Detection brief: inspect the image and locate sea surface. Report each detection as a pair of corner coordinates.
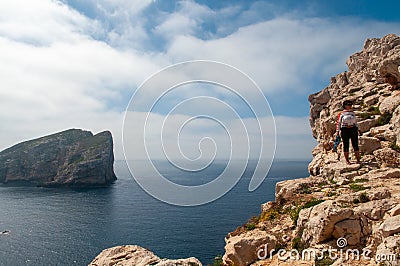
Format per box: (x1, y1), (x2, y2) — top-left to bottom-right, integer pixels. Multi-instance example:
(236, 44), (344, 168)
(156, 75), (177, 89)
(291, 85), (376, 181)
(0, 160), (309, 266)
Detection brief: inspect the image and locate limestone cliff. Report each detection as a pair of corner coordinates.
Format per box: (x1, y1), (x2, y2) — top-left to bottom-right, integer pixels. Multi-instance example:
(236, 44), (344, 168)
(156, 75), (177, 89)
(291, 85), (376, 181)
(222, 34), (400, 266)
(0, 129), (117, 187)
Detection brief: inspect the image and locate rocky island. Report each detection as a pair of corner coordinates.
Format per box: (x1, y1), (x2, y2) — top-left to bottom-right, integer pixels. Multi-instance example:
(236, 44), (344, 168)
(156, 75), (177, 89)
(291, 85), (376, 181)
(0, 129), (117, 187)
(89, 34), (399, 265)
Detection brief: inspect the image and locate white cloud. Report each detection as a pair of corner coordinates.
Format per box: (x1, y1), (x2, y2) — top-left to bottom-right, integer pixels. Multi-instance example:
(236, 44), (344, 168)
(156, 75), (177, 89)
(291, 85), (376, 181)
(0, 0), (398, 162)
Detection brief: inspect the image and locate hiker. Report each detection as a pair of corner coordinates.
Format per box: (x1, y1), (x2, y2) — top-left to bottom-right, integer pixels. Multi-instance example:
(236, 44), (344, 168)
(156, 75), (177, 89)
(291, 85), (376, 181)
(335, 100), (362, 165)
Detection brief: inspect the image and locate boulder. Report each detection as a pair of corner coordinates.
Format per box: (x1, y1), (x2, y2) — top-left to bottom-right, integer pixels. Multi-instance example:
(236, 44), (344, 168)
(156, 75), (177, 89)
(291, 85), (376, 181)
(358, 118), (378, 133)
(223, 229), (276, 266)
(379, 91), (400, 114)
(359, 136), (382, 154)
(374, 148), (400, 167)
(354, 199), (397, 220)
(332, 219), (362, 246)
(297, 200), (353, 245)
(378, 215), (400, 238)
(89, 245), (202, 266)
(376, 236), (400, 266)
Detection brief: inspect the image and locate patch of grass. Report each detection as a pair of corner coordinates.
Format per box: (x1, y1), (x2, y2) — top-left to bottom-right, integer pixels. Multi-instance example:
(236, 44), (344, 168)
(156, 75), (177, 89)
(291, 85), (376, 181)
(367, 106), (381, 115)
(353, 178), (369, 183)
(288, 199), (325, 225)
(353, 192), (370, 204)
(315, 253), (336, 266)
(360, 112), (372, 119)
(259, 209), (280, 222)
(328, 177), (337, 185)
(288, 207), (301, 225)
(303, 199), (325, 209)
(326, 191), (337, 197)
(377, 112), (392, 126)
(245, 223), (256, 231)
(390, 141), (400, 152)
(208, 255), (223, 266)
(292, 237), (306, 252)
(349, 183), (370, 191)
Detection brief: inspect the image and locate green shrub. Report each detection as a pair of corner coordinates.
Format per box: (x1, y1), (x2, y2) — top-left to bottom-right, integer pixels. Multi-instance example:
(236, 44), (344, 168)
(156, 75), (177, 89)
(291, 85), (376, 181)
(353, 198), (360, 204)
(288, 207), (301, 225)
(377, 112), (392, 126)
(259, 209), (280, 222)
(360, 112), (372, 119)
(292, 237), (305, 252)
(245, 223), (256, 231)
(359, 192), (370, 203)
(349, 183), (370, 191)
(303, 199), (325, 209)
(390, 141), (400, 152)
(315, 253), (336, 266)
(326, 191), (337, 197)
(288, 199), (324, 225)
(353, 178), (369, 183)
(367, 106), (380, 115)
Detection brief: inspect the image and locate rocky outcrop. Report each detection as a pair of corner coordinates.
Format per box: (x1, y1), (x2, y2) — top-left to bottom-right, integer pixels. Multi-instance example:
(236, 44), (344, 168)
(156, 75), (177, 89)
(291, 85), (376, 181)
(220, 34), (400, 266)
(89, 245), (202, 266)
(0, 129), (117, 187)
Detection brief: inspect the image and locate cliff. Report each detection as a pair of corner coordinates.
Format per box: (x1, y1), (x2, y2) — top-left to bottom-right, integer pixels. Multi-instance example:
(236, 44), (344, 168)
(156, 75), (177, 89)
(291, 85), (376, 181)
(0, 129), (117, 187)
(221, 34), (400, 266)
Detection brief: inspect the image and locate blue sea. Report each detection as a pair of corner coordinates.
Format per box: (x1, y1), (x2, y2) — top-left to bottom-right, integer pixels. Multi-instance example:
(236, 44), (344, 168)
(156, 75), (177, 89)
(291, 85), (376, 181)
(0, 160), (309, 266)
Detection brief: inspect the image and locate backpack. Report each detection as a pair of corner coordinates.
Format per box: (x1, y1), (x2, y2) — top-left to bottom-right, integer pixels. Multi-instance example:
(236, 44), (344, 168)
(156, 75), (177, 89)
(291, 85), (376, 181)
(341, 111), (357, 127)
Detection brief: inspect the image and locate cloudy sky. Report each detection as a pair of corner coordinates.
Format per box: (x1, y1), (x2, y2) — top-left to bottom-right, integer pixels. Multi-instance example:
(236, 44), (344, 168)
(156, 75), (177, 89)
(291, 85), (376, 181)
(0, 0), (399, 160)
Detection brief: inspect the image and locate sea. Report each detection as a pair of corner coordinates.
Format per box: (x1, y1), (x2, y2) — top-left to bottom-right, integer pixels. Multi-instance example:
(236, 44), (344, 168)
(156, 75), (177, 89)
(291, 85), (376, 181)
(0, 160), (309, 266)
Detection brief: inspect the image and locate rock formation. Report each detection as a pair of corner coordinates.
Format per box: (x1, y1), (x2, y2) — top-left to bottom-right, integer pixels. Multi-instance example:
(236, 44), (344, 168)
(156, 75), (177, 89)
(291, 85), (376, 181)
(89, 245), (202, 266)
(0, 129), (117, 187)
(221, 34), (400, 265)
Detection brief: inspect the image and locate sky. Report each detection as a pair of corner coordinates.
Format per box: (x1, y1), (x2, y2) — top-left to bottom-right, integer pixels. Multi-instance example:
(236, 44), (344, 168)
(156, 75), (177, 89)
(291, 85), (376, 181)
(0, 0), (399, 160)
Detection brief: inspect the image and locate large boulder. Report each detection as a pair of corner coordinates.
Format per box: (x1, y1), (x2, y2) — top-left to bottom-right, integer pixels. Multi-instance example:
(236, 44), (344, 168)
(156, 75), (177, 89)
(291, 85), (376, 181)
(359, 136), (382, 154)
(374, 148), (400, 167)
(296, 200), (353, 245)
(0, 129), (117, 187)
(223, 229), (276, 266)
(379, 91), (400, 114)
(378, 215), (400, 238)
(89, 245), (202, 266)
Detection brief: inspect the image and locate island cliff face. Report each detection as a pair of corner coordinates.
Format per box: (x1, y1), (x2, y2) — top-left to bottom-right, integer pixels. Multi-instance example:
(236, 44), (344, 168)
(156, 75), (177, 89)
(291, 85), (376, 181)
(0, 129), (117, 187)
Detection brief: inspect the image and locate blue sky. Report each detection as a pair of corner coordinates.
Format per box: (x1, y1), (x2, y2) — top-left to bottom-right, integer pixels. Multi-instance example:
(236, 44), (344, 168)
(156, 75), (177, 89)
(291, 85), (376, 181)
(0, 0), (399, 160)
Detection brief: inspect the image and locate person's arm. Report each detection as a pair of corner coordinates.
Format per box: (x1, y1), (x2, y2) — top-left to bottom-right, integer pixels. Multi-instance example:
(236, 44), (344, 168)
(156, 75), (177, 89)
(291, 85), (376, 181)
(335, 112), (342, 136)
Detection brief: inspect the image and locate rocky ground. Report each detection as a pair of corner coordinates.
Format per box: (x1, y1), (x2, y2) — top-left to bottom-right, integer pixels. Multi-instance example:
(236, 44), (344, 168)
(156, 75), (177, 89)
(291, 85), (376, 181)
(222, 34), (400, 266)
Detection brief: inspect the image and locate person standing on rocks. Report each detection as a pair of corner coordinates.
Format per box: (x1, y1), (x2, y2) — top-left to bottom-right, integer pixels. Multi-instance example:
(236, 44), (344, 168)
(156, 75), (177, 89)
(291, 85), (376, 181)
(335, 100), (362, 164)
